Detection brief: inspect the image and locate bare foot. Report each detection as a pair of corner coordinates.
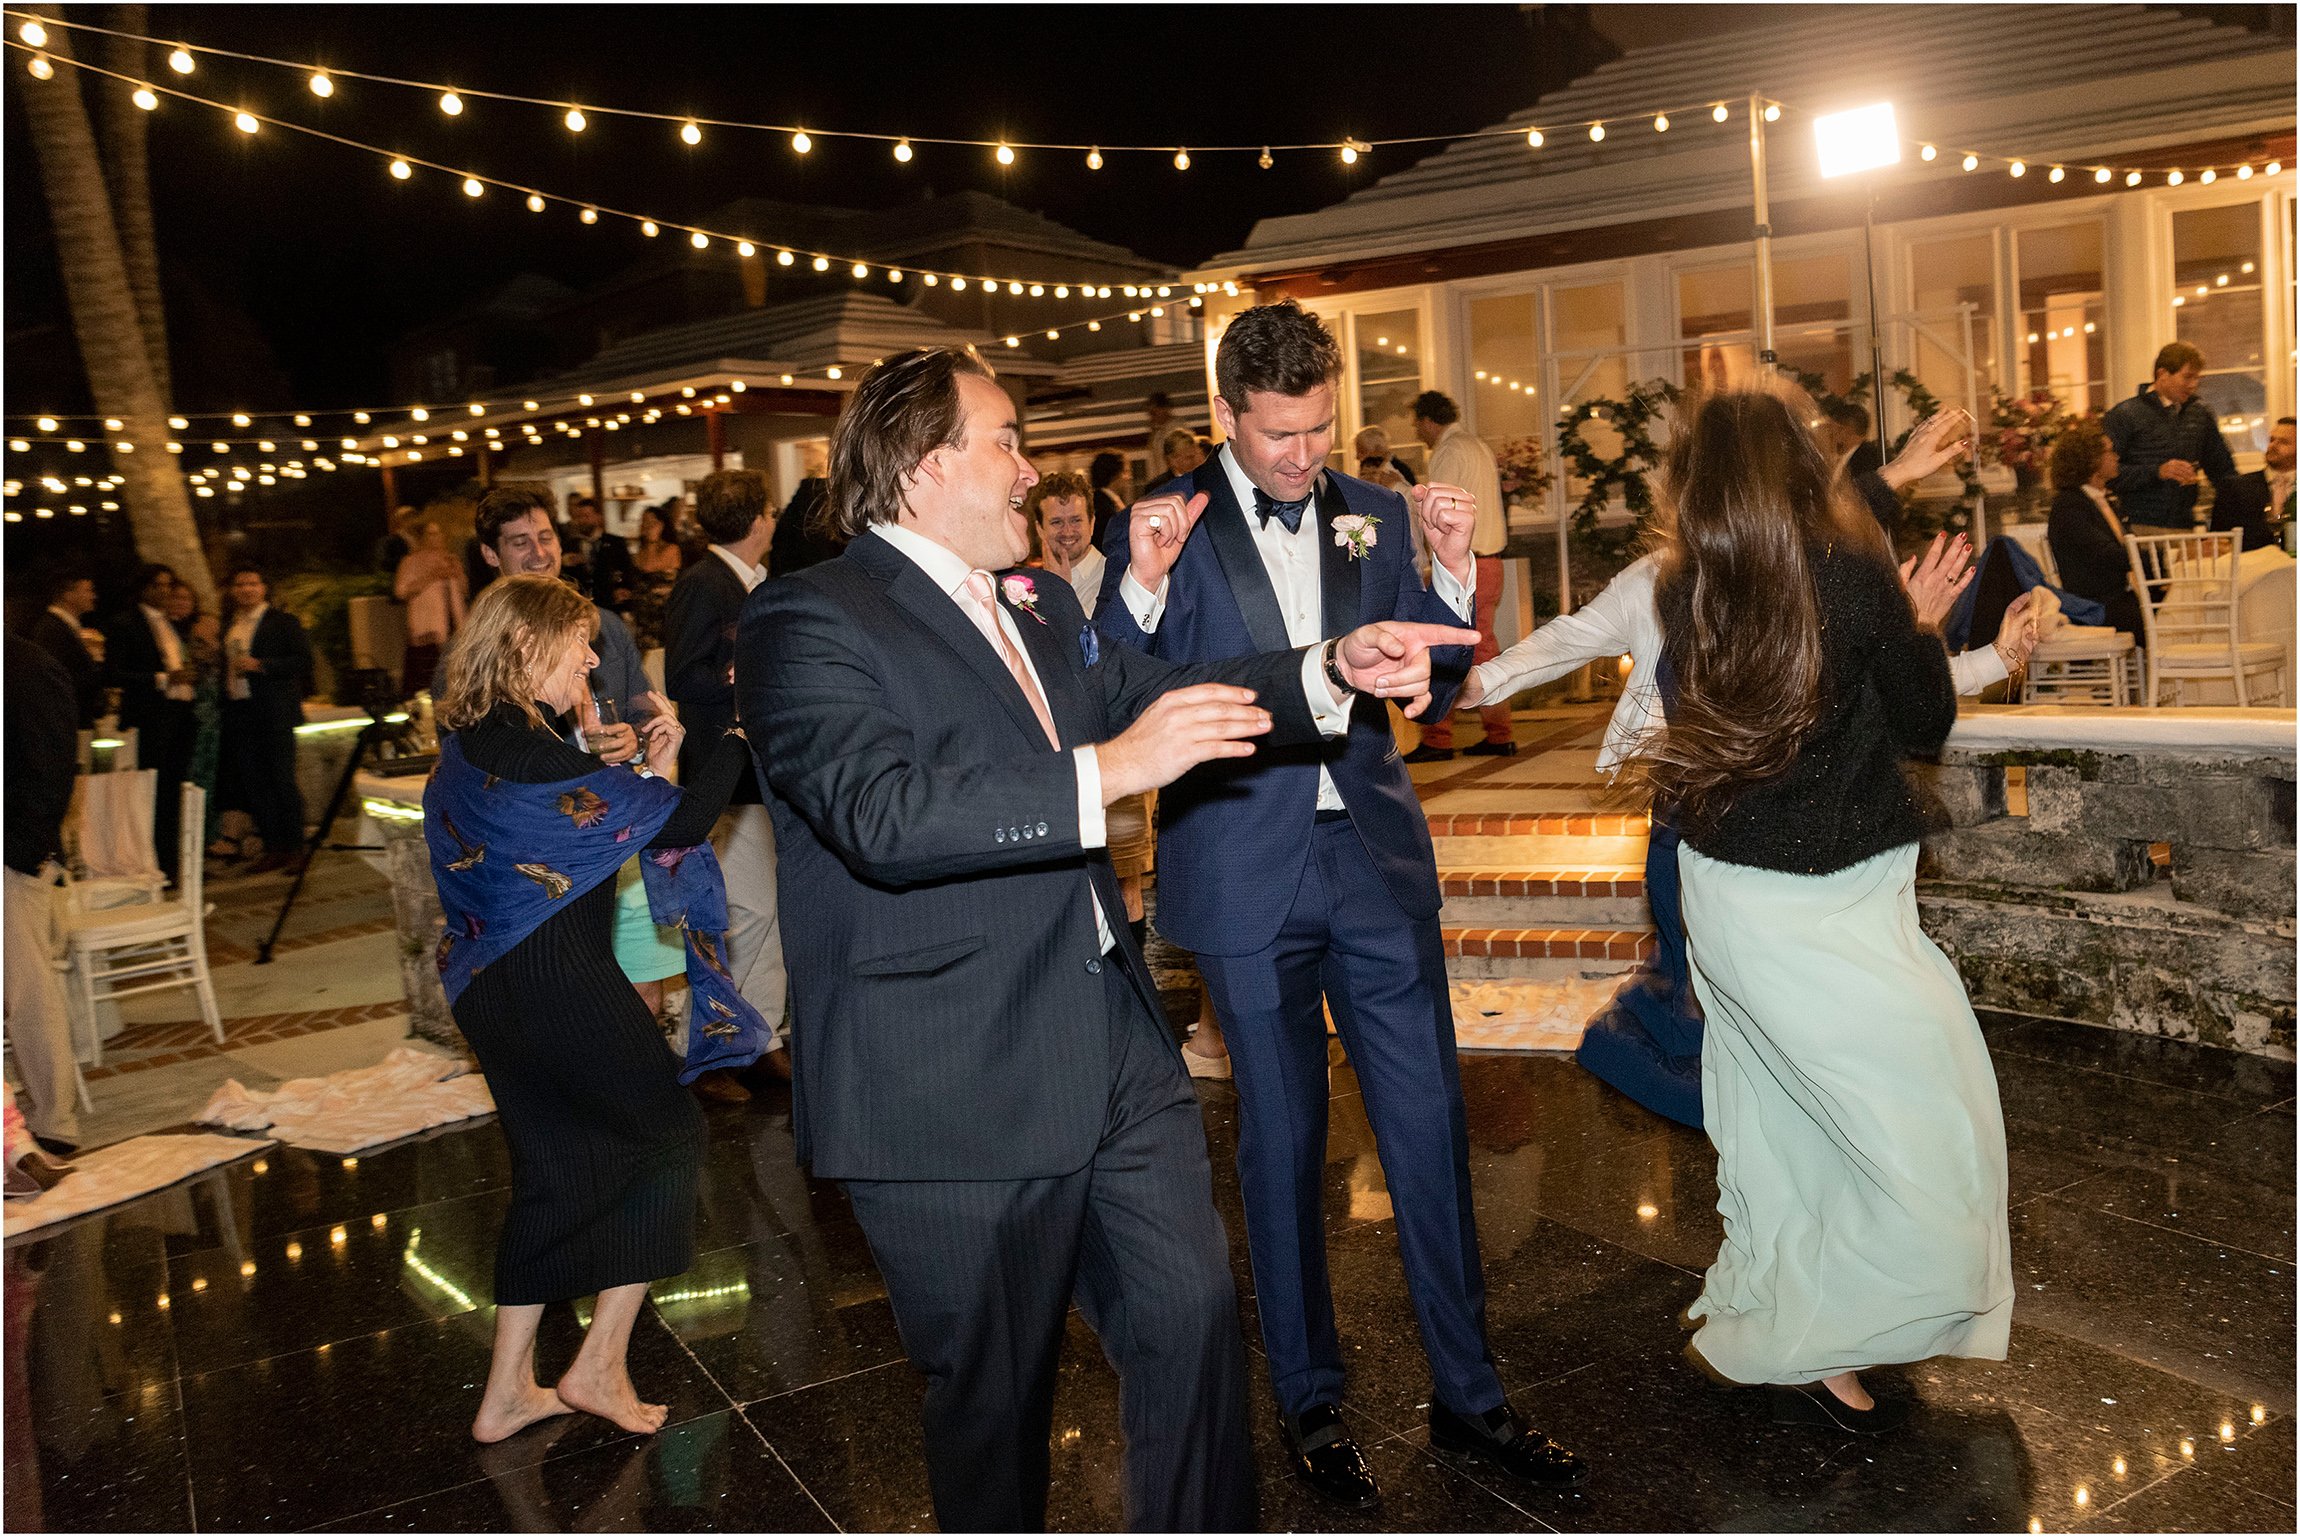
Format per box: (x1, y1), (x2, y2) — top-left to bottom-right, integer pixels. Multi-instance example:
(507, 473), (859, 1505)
(471, 1384), (572, 1444)
(555, 1365), (669, 1436)
(1820, 1371), (1875, 1411)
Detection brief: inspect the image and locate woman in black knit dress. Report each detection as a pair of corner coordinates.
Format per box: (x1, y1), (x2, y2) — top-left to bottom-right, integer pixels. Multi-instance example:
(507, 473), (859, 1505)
(429, 575), (751, 1443)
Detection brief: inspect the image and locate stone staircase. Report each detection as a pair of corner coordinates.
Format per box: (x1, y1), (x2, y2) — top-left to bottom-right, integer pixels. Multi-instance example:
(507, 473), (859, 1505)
(1410, 706), (1656, 986)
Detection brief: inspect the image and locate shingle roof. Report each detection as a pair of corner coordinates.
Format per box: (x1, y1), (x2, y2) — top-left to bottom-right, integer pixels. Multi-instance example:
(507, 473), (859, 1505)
(1210, 4), (2292, 273)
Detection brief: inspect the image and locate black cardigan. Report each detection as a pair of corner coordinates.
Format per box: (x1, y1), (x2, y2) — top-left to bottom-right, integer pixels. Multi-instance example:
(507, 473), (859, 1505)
(1661, 543), (1957, 874)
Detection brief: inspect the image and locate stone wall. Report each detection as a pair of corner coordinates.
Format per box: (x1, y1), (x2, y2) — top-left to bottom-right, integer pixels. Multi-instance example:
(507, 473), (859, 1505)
(1913, 734), (2295, 1057)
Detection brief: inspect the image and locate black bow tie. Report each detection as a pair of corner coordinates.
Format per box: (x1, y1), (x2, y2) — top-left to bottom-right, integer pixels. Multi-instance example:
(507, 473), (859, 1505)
(1252, 488), (1312, 534)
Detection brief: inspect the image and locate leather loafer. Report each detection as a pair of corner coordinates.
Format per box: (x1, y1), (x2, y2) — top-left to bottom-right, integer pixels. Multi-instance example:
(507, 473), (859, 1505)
(1429, 1401), (1589, 1489)
(1401, 744), (1456, 764)
(1767, 1380), (1910, 1436)
(1280, 1404), (1379, 1509)
(1462, 739), (1518, 757)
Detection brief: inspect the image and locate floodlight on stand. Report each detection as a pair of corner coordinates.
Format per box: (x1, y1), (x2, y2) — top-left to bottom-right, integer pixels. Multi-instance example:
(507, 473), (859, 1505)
(1814, 103), (1900, 179)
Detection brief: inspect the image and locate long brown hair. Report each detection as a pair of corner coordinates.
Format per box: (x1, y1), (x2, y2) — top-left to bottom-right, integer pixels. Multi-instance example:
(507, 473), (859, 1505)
(822, 346), (995, 540)
(435, 575), (595, 732)
(1626, 384), (1890, 830)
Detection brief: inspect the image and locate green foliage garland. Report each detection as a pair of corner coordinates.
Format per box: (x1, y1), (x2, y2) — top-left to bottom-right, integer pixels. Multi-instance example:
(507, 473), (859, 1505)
(1554, 378), (1679, 561)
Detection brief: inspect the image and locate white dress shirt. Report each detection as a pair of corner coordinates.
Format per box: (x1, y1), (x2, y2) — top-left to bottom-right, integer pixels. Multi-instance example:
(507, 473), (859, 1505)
(1427, 422), (1508, 558)
(873, 522), (1118, 952)
(709, 543), (766, 593)
(1472, 553), (2007, 776)
(1060, 545), (1107, 619)
(225, 602), (265, 702)
(143, 603), (194, 702)
(1122, 445), (1471, 810)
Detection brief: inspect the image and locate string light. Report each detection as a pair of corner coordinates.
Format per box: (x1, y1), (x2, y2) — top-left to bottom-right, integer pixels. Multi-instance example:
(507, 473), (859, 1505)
(1339, 143), (1357, 165)
(1762, 102), (1780, 122)
(2200, 168), (2216, 184)
(690, 230), (708, 249)
(461, 175), (483, 196)
(308, 70), (332, 97)
(995, 142), (1015, 166)
(1589, 122), (1605, 142)
(525, 192), (544, 212)
(1961, 152), (1979, 171)
(579, 206), (598, 223)
(234, 110), (258, 133)
(852, 261), (868, 278)
(2095, 167), (2113, 183)
(1920, 144), (1937, 161)
(563, 106), (585, 132)
(1653, 113), (1669, 133)
(790, 130), (810, 154)
(437, 89), (462, 115)
(2125, 170), (2141, 186)
(2238, 164), (2254, 179)
(1711, 103), (1729, 123)
(680, 119), (701, 146)
(893, 138), (912, 162)
(640, 219), (658, 236)
(166, 45), (192, 74)
(2048, 165), (2064, 182)
(1086, 146), (1103, 170)
(1174, 148), (1190, 169)
(1526, 128), (1544, 149)
(736, 239), (754, 257)
(25, 52), (50, 78)
(2008, 159), (2025, 177)
(2269, 160), (2284, 176)
(776, 248), (794, 265)
(132, 82), (156, 109)
(17, 19), (45, 45)
(389, 157), (411, 178)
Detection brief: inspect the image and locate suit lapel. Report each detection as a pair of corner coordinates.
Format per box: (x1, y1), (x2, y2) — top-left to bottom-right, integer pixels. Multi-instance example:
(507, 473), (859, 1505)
(1005, 580), (1095, 748)
(1198, 451), (1293, 654)
(1314, 474), (1363, 639)
(852, 536), (1056, 752)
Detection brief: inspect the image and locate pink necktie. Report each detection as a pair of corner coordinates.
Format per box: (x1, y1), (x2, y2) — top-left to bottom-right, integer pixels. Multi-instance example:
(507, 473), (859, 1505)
(963, 572), (1061, 750)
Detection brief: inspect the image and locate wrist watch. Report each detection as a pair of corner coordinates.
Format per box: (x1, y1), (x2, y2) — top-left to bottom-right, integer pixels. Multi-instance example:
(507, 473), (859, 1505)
(1322, 638), (1354, 697)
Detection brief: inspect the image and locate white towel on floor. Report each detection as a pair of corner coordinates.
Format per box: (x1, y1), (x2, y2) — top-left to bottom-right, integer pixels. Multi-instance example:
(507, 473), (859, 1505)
(198, 1045), (496, 1154)
(1450, 976), (1620, 1053)
(4, 1132), (270, 1238)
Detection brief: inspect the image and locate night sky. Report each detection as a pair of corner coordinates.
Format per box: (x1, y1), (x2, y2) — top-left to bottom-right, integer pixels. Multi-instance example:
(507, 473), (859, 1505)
(6, 4), (1630, 416)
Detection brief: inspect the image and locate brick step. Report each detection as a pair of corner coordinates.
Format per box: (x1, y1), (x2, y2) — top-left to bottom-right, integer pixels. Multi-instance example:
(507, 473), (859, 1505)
(1438, 867), (1650, 928)
(1427, 811), (1651, 838)
(1441, 925), (1654, 981)
(1431, 832), (1650, 870)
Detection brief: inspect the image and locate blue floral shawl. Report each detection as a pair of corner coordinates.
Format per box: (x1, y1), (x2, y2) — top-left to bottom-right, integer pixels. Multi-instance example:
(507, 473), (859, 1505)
(422, 731), (770, 1083)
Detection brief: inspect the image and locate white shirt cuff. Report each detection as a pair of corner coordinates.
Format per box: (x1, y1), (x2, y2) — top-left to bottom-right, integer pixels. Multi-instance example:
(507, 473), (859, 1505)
(1301, 644), (1352, 735)
(1120, 571), (1167, 633)
(1074, 746), (1107, 848)
(1430, 556), (1476, 619)
(1950, 644), (2008, 696)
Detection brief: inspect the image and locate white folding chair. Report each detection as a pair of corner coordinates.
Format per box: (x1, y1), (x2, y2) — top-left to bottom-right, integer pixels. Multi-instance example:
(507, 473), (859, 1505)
(2022, 628), (2137, 706)
(2126, 531), (2290, 706)
(63, 782), (223, 1068)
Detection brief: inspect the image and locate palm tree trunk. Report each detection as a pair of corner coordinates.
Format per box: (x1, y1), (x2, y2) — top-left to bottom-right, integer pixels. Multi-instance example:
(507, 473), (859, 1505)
(19, 4), (209, 605)
(101, 4), (171, 404)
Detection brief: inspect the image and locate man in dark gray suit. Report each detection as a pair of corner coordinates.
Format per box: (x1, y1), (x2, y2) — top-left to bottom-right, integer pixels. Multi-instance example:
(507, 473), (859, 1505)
(734, 346), (1468, 1533)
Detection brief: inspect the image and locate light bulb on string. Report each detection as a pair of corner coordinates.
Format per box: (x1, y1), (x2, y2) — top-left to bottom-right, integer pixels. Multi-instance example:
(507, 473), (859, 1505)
(736, 239), (755, 257)
(1711, 102), (1729, 123)
(26, 55), (53, 80)
(1526, 128), (1544, 148)
(526, 193), (545, 212)
(1920, 144), (1937, 161)
(2048, 166), (2065, 182)
(995, 143), (1015, 166)
(389, 158), (411, 179)
(2166, 169), (2184, 185)
(1762, 102), (1780, 122)
(438, 90), (462, 116)
(790, 130), (811, 154)
(579, 206), (598, 223)
(232, 413), (252, 427)
(563, 107), (586, 132)
(2095, 167), (2112, 183)
(1589, 122), (1605, 142)
(853, 262), (869, 278)
(1086, 146), (1104, 170)
(461, 176), (483, 197)
(950, 277), (966, 291)
(1961, 153), (1978, 171)
(18, 20), (46, 45)
(889, 269), (903, 282)
(1653, 113), (1669, 132)
(922, 272), (938, 286)
(132, 83), (157, 109)
(812, 255), (830, 272)
(776, 249), (794, 265)
(640, 220), (659, 237)
(2200, 168), (2216, 183)
(2125, 170), (2141, 186)
(1340, 143), (1358, 165)
(309, 71), (333, 97)
(235, 111), (259, 134)
(2269, 161), (2283, 176)
(2238, 164), (2254, 179)
(2009, 160), (2025, 177)
(1174, 149), (1191, 169)
(894, 139), (913, 162)
(1259, 146), (1273, 169)
(1029, 283), (1045, 296)
(680, 120), (701, 146)
(167, 47), (194, 74)
(690, 231), (709, 249)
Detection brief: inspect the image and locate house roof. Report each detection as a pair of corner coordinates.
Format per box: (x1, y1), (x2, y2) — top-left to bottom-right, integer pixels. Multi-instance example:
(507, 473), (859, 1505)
(580, 291), (1002, 378)
(1206, 4), (2294, 275)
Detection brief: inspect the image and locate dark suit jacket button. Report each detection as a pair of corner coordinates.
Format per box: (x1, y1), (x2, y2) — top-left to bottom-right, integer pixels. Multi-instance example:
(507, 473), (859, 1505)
(1085, 958), (1102, 975)
(1036, 821), (1049, 836)
(995, 828), (1006, 843)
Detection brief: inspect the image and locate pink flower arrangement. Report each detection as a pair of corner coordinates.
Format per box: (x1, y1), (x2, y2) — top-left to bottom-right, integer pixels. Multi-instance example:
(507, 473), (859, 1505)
(1496, 436), (1553, 505)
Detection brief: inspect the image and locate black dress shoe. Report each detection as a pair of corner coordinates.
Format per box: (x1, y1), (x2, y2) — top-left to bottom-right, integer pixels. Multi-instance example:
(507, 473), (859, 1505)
(1280, 1404), (1379, 1509)
(1429, 1401), (1589, 1489)
(1402, 744), (1456, 764)
(1462, 739), (1519, 757)
(33, 1134), (77, 1159)
(1767, 1381), (1910, 1436)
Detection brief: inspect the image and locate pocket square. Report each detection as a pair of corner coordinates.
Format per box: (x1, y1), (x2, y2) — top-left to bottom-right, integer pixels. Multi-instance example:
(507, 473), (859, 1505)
(1079, 623), (1100, 667)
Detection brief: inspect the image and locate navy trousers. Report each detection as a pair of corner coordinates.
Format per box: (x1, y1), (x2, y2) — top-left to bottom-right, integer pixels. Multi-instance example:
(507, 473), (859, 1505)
(1196, 816), (1505, 1422)
(1573, 817), (1705, 1129)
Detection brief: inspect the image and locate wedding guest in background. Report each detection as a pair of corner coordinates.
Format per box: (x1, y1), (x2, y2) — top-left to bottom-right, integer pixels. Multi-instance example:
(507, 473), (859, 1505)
(1027, 470), (1103, 612)
(1159, 426), (1207, 485)
(665, 469), (788, 1089)
(2047, 418), (2146, 640)
(396, 521), (469, 698)
(1821, 398), (1885, 481)
(562, 494), (635, 610)
(2102, 341), (2240, 529)
(1630, 386), (2011, 1435)
(1143, 390), (1177, 485)
(1351, 423), (1417, 488)
(30, 566), (103, 729)
(1089, 449), (1129, 547)
(621, 502), (687, 652)
(164, 580), (227, 863)
(376, 505), (422, 573)
(105, 564), (198, 881)
(428, 575), (759, 1445)
(219, 565), (314, 876)
(768, 477), (846, 577)
(2210, 415), (2294, 553)
(1406, 390), (1514, 761)
(5, 635), (83, 1159)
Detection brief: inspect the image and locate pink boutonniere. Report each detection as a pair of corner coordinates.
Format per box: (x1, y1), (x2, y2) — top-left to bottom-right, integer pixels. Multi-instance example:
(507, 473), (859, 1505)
(1330, 513), (1379, 561)
(1002, 573), (1047, 623)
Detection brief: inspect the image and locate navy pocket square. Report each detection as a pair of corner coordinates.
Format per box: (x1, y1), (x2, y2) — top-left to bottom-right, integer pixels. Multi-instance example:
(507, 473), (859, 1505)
(1079, 623), (1100, 666)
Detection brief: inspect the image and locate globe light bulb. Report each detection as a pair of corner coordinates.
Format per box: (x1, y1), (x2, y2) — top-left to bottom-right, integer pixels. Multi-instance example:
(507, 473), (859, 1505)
(995, 143), (1015, 166)
(309, 71), (333, 97)
(1589, 122), (1606, 142)
(579, 206), (598, 223)
(439, 90), (462, 116)
(389, 158), (412, 179)
(1174, 149), (1191, 169)
(235, 111), (259, 134)
(462, 176), (483, 197)
(26, 55), (53, 80)
(893, 139), (913, 163)
(168, 47), (194, 74)
(1086, 147), (1103, 170)
(1920, 144), (1937, 161)
(132, 84), (158, 110)
(1526, 128), (1544, 148)
(2009, 160), (2025, 177)
(736, 240), (755, 257)
(791, 130), (811, 154)
(1653, 114), (1669, 132)
(681, 120), (701, 146)
(690, 231), (709, 249)
(1340, 144), (1358, 165)
(564, 107), (586, 132)
(526, 193), (545, 212)
(18, 20), (47, 45)
(641, 220), (659, 237)
(1712, 103), (1729, 123)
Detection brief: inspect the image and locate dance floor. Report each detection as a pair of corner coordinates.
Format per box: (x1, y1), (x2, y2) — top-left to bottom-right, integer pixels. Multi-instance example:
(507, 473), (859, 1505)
(4, 1007), (2291, 1532)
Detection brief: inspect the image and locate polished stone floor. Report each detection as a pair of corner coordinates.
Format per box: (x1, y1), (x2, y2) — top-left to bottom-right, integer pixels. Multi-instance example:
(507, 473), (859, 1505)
(4, 1011), (2292, 1533)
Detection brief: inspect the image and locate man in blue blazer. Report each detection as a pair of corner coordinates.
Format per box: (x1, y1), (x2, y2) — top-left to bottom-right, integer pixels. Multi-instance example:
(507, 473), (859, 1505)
(1095, 301), (1586, 1504)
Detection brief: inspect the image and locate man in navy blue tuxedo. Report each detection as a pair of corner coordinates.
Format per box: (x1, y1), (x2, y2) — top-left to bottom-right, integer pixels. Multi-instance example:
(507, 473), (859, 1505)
(1095, 302), (1586, 1504)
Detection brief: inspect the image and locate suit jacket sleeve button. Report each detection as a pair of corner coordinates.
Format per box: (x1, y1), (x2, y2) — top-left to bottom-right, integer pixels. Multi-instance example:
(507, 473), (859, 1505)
(1037, 821), (1049, 836)
(1085, 958), (1102, 975)
(995, 828), (1006, 843)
